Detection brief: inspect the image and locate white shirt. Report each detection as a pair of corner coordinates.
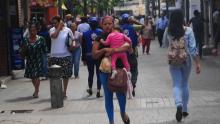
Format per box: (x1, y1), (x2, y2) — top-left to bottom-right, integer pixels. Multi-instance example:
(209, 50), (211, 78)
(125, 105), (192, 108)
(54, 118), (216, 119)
(77, 23), (91, 33)
(140, 18), (145, 25)
(49, 27), (74, 57)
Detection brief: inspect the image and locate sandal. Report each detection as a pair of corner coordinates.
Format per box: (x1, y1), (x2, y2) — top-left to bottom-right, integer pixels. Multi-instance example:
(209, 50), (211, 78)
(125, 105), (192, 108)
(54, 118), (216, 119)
(33, 92), (39, 98)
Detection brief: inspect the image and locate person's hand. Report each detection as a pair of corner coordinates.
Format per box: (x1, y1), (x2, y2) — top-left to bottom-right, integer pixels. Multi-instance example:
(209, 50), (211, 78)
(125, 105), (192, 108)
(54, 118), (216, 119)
(104, 48), (114, 57)
(100, 39), (105, 44)
(58, 21), (64, 30)
(195, 63), (201, 74)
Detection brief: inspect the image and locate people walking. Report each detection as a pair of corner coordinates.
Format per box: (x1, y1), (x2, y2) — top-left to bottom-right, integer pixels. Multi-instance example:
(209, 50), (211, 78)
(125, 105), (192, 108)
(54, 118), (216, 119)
(163, 10), (201, 122)
(69, 22), (82, 79)
(81, 17), (103, 98)
(64, 14), (73, 28)
(212, 10), (220, 56)
(77, 16), (90, 33)
(38, 17), (50, 80)
(21, 22), (47, 98)
(189, 10), (204, 58)
(156, 12), (168, 47)
(120, 13), (143, 97)
(140, 17), (154, 55)
(92, 16), (130, 124)
(100, 26), (132, 79)
(49, 16), (74, 99)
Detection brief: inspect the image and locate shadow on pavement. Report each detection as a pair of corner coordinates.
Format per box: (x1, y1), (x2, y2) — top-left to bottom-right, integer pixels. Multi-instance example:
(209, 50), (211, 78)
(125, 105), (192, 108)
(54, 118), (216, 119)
(69, 96), (103, 102)
(31, 99), (50, 104)
(5, 96), (34, 102)
(40, 107), (54, 111)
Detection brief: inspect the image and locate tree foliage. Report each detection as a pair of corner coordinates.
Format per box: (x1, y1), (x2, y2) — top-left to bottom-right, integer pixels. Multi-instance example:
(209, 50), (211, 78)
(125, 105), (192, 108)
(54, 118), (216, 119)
(59, 0), (124, 16)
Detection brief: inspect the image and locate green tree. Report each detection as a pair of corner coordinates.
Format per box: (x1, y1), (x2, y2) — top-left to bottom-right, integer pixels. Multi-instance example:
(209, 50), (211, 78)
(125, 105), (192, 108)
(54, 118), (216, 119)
(58, 0), (124, 16)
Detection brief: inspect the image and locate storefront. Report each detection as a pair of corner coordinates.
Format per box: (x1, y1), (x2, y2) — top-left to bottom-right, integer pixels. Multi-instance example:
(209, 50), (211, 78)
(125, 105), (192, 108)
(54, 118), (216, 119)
(0, 0), (29, 76)
(30, 0), (58, 23)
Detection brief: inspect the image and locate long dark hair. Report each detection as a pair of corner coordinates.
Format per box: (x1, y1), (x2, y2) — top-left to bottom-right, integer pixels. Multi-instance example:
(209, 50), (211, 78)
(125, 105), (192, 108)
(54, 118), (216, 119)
(168, 10), (185, 39)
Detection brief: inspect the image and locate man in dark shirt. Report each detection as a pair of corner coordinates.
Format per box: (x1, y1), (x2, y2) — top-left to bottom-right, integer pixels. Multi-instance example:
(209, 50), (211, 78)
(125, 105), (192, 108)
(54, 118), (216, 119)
(189, 10), (204, 58)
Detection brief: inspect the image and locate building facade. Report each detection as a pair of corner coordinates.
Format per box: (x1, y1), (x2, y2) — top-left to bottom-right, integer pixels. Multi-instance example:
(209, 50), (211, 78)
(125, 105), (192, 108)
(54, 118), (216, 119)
(114, 0), (145, 16)
(0, 0), (11, 76)
(30, 0), (58, 23)
(0, 0), (58, 76)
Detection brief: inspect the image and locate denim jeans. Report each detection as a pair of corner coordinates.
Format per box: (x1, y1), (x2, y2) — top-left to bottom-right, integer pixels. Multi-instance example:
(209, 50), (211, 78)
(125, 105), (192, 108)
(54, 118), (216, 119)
(72, 47), (81, 77)
(99, 72), (126, 123)
(169, 59), (192, 112)
(42, 53), (48, 77)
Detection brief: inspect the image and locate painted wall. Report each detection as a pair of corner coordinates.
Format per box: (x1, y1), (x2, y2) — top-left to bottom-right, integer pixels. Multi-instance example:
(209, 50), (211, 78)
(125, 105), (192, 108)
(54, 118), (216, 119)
(114, 0), (145, 16)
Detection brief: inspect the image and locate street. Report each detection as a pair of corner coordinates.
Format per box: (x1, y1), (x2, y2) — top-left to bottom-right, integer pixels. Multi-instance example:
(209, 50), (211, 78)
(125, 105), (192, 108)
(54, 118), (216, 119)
(0, 40), (220, 124)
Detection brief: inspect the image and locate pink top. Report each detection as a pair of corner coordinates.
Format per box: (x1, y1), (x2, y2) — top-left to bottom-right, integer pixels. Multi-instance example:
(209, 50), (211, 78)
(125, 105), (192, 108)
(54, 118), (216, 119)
(103, 32), (132, 48)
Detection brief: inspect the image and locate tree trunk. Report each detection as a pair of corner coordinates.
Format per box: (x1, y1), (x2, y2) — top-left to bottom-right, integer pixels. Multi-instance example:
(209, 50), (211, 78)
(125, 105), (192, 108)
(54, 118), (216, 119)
(83, 0), (87, 16)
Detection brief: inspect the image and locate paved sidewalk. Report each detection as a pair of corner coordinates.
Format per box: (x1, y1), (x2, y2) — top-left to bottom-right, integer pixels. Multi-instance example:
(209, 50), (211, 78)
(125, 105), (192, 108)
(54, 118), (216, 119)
(0, 41), (220, 124)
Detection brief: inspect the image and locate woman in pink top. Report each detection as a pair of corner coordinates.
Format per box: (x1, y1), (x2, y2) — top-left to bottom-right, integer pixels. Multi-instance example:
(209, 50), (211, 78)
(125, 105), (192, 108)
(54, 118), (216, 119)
(101, 27), (132, 79)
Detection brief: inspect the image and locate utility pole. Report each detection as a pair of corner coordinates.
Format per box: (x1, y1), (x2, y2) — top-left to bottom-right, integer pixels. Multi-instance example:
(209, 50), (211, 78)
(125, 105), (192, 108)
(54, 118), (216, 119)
(158, 0), (160, 17)
(166, 0), (169, 16)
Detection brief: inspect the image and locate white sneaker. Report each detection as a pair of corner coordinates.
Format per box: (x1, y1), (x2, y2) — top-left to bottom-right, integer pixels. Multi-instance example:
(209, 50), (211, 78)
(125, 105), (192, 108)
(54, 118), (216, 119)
(111, 70), (117, 79)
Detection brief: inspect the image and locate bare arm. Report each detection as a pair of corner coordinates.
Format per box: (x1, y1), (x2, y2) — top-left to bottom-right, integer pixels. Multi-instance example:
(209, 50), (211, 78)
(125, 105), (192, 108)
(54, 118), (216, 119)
(104, 42), (131, 57)
(193, 55), (201, 74)
(129, 18), (144, 26)
(50, 22), (64, 38)
(92, 41), (107, 59)
(113, 42), (131, 53)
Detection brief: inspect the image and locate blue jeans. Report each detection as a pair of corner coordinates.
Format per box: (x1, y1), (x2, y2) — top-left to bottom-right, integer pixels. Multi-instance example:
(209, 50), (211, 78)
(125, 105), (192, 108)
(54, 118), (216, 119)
(169, 59), (192, 112)
(86, 55), (101, 89)
(72, 47), (81, 77)
(100, 72), (126, 123)
(42, 53), (48, 77)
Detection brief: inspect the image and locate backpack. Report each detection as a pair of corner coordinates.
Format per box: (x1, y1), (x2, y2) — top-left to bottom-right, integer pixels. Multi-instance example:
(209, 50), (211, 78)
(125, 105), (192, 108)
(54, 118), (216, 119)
(168, 37), (187, 66)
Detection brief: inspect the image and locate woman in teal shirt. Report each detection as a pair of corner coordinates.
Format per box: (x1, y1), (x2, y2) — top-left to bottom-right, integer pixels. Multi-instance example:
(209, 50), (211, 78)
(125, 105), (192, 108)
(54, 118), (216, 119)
(22, 23), (47, 98)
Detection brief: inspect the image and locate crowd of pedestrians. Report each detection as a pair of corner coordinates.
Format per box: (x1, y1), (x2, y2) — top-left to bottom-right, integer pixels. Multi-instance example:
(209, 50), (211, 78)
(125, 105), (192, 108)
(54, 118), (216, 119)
(19, 8), (220, 123)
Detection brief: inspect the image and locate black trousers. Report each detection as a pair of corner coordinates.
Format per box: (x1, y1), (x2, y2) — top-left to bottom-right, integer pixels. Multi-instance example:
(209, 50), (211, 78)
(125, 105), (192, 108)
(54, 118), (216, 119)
(194, 32), (204, 58)
(128, 52), (138, 89)
(157, 29), (165, 47)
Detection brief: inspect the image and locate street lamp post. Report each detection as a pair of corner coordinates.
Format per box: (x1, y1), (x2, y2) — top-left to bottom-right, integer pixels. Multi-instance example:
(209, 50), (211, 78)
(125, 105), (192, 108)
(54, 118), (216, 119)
(166, 0), (169, 16)
(145, 0), (149, 16)
(158, 0), (160, 17)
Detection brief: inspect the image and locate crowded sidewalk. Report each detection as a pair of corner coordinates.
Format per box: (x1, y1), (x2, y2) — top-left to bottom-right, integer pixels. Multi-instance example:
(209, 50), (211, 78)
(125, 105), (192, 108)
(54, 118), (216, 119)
(0, 40), (220, 124)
